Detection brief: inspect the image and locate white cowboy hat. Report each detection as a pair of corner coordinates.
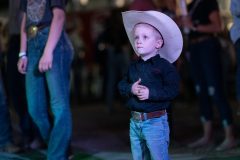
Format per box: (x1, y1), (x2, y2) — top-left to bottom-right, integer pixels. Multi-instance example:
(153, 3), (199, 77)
(122, 10), (183, 63)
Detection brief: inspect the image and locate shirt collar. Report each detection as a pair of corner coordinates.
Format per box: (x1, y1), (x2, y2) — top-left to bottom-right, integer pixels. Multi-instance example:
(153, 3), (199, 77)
(139, 54), (161, 64)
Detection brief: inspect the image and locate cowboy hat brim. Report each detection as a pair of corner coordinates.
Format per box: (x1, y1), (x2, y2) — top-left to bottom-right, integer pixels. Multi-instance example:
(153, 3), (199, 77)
(122, 10), (183, 63)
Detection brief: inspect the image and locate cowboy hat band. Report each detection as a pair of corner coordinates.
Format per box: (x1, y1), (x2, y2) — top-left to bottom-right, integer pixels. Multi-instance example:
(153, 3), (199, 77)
(122, 10), (183, 63)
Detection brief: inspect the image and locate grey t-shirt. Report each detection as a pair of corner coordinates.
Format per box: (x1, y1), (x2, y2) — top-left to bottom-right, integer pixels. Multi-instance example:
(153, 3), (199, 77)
(20, 0), (67, 28)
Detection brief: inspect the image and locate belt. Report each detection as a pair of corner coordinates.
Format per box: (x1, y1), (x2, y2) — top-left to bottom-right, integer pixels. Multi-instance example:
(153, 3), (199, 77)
(27, 24), (49, 38)
(131, 110), (166, 121)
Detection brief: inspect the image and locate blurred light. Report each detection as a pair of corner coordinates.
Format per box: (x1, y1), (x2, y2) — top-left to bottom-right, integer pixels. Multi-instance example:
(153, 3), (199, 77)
(114, 0), (125, 8)
(79, 51), (86, 59)
(186, 0), (192, 5)
(79, 0), (89, 6)
(227, 22), (233, 31)
(98, 43), (106, 51)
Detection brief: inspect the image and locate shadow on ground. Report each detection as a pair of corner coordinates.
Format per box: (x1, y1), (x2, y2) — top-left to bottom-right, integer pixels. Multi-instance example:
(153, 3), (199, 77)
(1, 100), (240, 160)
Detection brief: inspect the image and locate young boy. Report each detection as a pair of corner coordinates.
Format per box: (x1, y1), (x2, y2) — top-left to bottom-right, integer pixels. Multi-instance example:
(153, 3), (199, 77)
(118, 10), (183, 159)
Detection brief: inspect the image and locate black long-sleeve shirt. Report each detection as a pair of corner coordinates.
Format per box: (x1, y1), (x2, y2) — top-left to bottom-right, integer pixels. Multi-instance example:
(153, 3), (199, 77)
(118, 54), (180, 112)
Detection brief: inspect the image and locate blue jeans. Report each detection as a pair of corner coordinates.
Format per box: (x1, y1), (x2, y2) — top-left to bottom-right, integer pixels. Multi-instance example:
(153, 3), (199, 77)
(234, 38), (240, 101)
(189, 37), (233, 126)
(130, 114), (170, 160)
(26, 27), (73, 160)
(0, 75), (12, 147)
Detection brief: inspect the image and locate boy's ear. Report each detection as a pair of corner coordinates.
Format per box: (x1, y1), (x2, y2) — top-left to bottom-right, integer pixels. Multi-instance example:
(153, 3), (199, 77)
(156, 39), (163, 49)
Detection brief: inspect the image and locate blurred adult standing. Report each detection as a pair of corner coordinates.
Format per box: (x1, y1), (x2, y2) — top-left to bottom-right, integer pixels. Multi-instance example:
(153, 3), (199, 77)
(0, 21), (20, 153)
(17, 0), (73, 159)
(180, 0), (236, 151)
(7, 0), (43, 149)
(230, 0), (240, 115)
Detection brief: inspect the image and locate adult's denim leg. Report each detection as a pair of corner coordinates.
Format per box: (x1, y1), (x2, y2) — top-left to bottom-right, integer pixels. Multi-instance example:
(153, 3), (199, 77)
(0, 76), (12, 146)
(45, 34), (73, 160)
(26, 37), (50, 143)
(26, 68), (50, 142)
(189, 43), (213, 121)
(201, 38), (233, 125)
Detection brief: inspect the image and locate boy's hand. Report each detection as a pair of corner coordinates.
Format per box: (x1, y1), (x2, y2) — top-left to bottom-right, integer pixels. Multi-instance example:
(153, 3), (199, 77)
(131, 78), (149, 100)
(131, 78), (142, 95)
(137, 86), (149, 100)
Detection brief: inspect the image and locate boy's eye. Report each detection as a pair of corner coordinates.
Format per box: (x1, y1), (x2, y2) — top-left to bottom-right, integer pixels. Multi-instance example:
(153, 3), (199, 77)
(134, 36), (139, 40)
(143, 35), (148, 39)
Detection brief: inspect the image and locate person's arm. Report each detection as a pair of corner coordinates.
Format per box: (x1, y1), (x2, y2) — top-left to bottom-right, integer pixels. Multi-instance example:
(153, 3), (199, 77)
(38, 7), (65, 72)
(195, 10), (222, 33)
(20, 13), (27, 52)
(17, 13), (28, 74)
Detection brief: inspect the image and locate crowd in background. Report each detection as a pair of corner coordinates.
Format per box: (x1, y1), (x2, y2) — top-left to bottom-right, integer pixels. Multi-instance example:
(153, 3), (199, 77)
(0, 0), (235, 107)
(0, 0), (239, 155)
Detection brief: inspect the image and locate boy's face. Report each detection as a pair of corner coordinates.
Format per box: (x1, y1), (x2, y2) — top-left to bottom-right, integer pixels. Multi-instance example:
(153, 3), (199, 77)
(133, 23), (163, 60)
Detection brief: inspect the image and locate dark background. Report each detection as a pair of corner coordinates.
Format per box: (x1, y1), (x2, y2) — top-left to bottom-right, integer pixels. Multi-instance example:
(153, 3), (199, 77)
(0, 0), (8, 9)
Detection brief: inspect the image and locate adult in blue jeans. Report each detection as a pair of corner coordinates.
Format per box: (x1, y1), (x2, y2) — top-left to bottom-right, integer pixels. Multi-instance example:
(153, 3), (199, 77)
(230, 0), (240, 115)
(181, 0), (236, 151)
(7, 0), (43, 149)
(17, 0), (73, 160)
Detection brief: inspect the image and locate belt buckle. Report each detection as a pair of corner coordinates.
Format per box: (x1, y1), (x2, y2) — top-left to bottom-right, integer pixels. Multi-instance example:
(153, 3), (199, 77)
(28, 25), (38, 38)
(132, 112), (142, 121)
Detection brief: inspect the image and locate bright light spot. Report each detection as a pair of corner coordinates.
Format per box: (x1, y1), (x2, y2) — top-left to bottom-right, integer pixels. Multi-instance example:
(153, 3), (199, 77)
(79, 0), (89, 6)
(186, 0), (192, 5)
(227, 22), (233, 30)
(114, 0), (125, 8)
